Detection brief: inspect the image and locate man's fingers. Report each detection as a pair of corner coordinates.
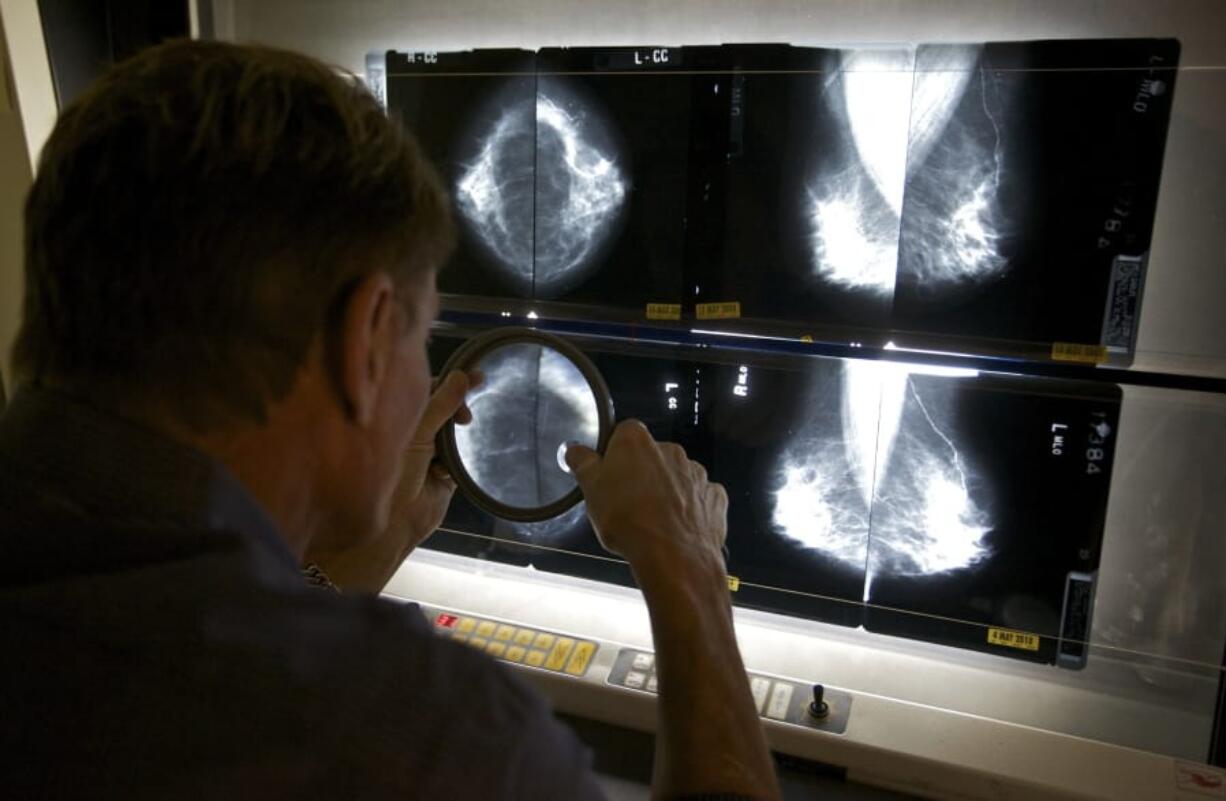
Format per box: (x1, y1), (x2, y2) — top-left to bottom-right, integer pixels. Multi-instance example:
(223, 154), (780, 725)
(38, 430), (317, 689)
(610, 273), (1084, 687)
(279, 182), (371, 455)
(454, 369), (484, 426)
(564, 443), (602, 489)
(659, 442), (687, 468)
(416, 371), (472, 437)
(608, 418), (651, 448)
(428, 461), (456, 487)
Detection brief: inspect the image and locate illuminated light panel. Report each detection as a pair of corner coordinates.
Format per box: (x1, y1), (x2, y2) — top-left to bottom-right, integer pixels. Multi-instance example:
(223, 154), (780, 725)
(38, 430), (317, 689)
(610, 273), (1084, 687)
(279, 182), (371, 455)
(840, 50), (914, 216)
(772, 358), (989, 581)
(455, 84), (627, 297)
(865, 377), (991, 584)
(771, 445), (870, 567)
(899, 55), (1009, 287)
(512, 502), (589, 540)
(906, 48), (977, 175)
(808, 50), (914, 295)
(456, 105), (536, 286)
(810, 45), (1010, 296)
(807, 181), (899, 295)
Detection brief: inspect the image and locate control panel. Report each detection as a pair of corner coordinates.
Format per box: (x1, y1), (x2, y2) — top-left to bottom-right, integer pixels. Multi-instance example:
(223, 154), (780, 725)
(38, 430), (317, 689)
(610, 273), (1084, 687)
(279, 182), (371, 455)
(431, 610), (599, 677)
(606, 647), (851, 734)
(424, 605), (851, 735)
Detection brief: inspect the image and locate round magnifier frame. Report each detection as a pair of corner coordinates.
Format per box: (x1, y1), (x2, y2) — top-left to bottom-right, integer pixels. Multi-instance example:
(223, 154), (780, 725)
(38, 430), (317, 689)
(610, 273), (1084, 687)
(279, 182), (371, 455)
(435, 327), (615, 523)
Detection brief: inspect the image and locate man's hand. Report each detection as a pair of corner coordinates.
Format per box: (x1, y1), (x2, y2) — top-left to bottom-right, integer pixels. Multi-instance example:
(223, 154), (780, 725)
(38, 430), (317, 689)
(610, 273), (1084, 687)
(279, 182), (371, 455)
(566, 420), (781, 801)
(564, 420), (728, 585)
(308, 370), (479, 593)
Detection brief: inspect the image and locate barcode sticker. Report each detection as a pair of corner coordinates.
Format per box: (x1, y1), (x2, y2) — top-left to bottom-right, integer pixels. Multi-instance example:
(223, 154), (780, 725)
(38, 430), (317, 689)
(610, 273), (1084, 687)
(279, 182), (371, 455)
(987, 627), (1041, 652)
(1101, 254), (1147, 353)
(696, 301), (741, 320)
(1051, 342), (1108, 364)
(646, 303), (682, 321)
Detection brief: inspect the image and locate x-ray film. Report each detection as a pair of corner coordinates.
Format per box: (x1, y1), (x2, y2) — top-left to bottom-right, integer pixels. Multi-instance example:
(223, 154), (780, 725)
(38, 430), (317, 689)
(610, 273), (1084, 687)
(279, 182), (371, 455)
(426, 331), (1121, 664)
(386, 39), (1177, 358)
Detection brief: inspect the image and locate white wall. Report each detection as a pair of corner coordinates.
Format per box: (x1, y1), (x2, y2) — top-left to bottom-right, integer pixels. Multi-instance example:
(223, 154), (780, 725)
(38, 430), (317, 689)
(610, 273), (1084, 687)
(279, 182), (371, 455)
(0, 14), (33, 401)
(213, 0), (1226, 71)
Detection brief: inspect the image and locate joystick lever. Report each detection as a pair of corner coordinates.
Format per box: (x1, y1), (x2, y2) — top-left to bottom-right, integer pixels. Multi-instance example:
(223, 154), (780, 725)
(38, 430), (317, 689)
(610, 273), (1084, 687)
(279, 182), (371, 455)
(808, 684), (830, 719)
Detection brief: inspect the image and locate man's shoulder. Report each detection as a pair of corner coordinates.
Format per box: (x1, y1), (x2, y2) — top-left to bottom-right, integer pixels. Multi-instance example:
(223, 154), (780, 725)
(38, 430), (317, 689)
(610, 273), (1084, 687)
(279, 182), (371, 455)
(1, 532), (591, 799)
(225, 589), (597, 798)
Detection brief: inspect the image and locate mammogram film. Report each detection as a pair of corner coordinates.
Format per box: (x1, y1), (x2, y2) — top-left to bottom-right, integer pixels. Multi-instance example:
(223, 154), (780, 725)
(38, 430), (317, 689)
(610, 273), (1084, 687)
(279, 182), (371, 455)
(386, 39), (1177, 354)
(454, 342), (599, 509)
(428, 333), (1120, 664)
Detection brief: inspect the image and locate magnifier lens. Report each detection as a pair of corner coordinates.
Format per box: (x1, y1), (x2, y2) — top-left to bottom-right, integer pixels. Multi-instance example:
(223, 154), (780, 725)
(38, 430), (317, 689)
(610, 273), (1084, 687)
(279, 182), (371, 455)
(453, 342), (600, 511)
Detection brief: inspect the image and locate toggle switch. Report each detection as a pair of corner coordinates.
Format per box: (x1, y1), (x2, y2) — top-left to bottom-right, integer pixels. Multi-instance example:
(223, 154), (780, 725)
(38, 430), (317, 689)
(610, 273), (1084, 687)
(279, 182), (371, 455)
(808, 684), (830, 719)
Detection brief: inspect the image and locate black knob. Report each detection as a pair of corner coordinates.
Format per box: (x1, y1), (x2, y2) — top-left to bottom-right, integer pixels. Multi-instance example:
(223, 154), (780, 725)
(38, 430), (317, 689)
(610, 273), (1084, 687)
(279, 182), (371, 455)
(808, 684), (829, 719)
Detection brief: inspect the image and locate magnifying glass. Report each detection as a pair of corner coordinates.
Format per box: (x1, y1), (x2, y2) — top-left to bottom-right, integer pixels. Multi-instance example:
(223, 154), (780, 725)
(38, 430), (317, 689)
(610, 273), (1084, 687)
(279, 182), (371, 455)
(436, 327), (616, 522)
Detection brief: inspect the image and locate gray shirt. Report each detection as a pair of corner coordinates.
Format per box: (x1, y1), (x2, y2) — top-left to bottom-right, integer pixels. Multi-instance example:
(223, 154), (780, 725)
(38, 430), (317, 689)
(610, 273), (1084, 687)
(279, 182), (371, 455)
(0, 387), (607, 800)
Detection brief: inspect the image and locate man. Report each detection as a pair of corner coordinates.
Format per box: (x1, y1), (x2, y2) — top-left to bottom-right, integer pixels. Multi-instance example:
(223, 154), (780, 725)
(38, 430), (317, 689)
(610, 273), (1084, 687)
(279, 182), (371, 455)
(0, 40), (780, 800)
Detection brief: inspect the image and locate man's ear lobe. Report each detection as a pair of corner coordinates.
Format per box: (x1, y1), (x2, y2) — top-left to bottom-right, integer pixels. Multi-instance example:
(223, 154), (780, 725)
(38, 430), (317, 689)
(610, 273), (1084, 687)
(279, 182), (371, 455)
(337, 272), (397, 426)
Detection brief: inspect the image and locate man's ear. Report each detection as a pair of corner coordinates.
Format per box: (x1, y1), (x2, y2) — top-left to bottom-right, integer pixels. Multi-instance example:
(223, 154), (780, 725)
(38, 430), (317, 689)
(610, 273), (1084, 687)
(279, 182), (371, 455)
(336, 271), (398, 427)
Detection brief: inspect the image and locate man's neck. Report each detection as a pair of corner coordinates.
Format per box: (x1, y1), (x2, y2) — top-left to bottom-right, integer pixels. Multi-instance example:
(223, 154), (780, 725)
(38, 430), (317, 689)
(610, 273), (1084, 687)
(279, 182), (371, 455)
(117, 393), (332, 562)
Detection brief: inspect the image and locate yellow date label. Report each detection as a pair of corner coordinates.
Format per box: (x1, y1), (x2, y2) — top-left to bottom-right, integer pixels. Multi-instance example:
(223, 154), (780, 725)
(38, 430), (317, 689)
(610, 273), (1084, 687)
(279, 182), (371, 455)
(987, 627), (1041, 652)
(696, 301), (742, 320)
(1051, 342), (1108, 364)
(646, 303), (682, 321)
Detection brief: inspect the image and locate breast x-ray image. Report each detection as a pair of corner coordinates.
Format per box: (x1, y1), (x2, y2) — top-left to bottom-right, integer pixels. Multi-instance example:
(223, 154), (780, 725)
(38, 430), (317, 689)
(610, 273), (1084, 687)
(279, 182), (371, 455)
(385, 38), (1177, 358)
(426, 331), (1120, 665)
(890, 39), (1180, 354)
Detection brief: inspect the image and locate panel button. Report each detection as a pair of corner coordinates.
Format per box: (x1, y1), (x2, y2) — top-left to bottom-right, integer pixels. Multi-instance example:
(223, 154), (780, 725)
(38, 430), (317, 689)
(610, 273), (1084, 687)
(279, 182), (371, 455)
(646, 675), (658, 693)
(468, 637), (488, 650)
(750, 677), (771, 714)
(564, 641), (597, 676)
(513, 629), (536, 646)
(545, 638), (576, 671)
(766, 682), (794, 720)
(625, 671), (646, 689)
(486, 642), (506, 658)
(631, 652), (655, 671)
(494, 624), (515, 642)
(476, 621), (496, 638)
(524, 649), (547, 667)
(533, 633), (555, 650)
(505, 646), (526, 663)
(456, 617), (477, 634)
(450, 633), (468, 644)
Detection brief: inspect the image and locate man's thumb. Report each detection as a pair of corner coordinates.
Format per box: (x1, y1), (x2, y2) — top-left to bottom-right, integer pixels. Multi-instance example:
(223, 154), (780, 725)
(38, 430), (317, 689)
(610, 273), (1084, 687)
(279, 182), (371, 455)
(563, 443), (600, 487)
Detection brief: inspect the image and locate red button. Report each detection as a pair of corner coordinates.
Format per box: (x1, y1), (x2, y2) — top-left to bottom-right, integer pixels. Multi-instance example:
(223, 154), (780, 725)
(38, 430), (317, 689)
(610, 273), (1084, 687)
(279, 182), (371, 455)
(435, 614), (458, 629)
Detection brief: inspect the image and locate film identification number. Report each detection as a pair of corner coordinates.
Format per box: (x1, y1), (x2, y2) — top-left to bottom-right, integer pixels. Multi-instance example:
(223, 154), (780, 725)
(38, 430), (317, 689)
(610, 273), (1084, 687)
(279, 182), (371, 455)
(1050, 414), (1112, 475)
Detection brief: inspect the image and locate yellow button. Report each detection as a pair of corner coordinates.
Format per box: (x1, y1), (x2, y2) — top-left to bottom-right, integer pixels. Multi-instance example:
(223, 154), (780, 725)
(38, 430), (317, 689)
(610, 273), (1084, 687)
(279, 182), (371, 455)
(513, 629), (536, 646)
(476, 621), (496, 638)
(469, 637), (488, 649)
(494, 624), (515, 642)
(450, 633), (468, 643)
(564, 641), (597, 676)
(486, 642), (506, 658)
(545, 637), (576, 671)
(533, 633), (555, 650)
(456, 617), (477, 634)
(505, 646), (526, 663)
(524, 649), (546, 667)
